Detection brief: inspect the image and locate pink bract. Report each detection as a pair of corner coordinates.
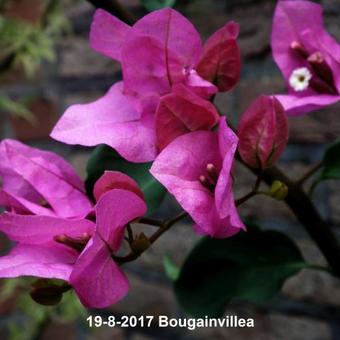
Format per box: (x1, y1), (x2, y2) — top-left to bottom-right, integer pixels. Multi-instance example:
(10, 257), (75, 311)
(51, 8), (240, 162)
(70, 189), (147, 308)
(150, 118), (245, 238)
(0, 188), (147, 308)
(0, 139), (92, 218)
(238, 95), (289, 169)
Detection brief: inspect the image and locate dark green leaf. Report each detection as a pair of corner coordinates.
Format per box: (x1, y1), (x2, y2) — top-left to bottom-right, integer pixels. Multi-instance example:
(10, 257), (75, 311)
(174, 228), (307, 317)
(312, 141), (340, 191)
(141, 0), (176, 11)
(86, 145), (166, 214)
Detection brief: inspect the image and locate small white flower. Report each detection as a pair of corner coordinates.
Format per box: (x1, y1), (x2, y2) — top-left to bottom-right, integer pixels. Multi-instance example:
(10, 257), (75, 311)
(289, 67), (312, 91)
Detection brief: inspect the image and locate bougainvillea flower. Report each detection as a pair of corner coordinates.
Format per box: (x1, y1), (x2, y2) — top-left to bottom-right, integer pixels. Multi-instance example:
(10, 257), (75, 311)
(70, 189), (147, 308)
(51, 8), (240, 162)
(0, 213), (95, 281)
(151, 118), (245, 238)
(0, 139), (92, 218)
(272, 0), (340, 115)
(238, 95), (289, 169)
(0, 188), (147, 308)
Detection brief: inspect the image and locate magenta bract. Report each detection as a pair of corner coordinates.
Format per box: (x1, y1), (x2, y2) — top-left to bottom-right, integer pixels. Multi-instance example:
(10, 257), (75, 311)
(197, 21), (241, 92)
(51, 8), (240, 162)
(151, 118), (245, 238)
(0, 188), (147, 308)
(93, 170), (144, 202)
(238, 96), (289, 169)
(155, 84), (219, 150)
(70, 189), (147, 308)
(0, 139), (92, 218)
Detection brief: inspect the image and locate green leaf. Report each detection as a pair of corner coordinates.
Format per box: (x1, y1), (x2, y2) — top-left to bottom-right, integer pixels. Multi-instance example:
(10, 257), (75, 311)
(86, 144), (167, 214)
(163, 255), (180, 281)
(0, 96), (35, 123)
(174, 228), (307, 317)
(141, 0), (176, 11)
(312, 141), (340, 191)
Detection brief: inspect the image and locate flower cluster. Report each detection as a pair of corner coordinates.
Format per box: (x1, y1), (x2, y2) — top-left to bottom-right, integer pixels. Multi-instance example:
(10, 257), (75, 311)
(0, 0), (339, 308)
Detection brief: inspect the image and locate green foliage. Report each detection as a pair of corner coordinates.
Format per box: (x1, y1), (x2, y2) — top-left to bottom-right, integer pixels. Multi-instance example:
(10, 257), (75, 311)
(0, 95), (35, 122)
(0, 1), (70, 77)
(174, 228), (307, 317)
(312, 141), (340, 191)
(86, 144), (167, 214)
(141, 0), (176, 11)
(0, 278), (87, 340)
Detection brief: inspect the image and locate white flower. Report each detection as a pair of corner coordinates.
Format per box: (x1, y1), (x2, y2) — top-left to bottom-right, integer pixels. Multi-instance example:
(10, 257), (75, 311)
(289, 67), (312, 92)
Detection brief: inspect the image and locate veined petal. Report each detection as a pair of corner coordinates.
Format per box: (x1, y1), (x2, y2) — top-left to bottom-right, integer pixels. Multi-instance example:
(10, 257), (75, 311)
(0, 213), (95, 244)
(150, 131), (223, 234)
(95, 189), (147, 252)
(0, 189), (55, 216)
(70, 236), (129, 308)
(274, 94), (340, 116)
(215, 119), (241, 221)
(194, 211), (242, 239)
(0, 139), (92, 218)
(122, 34), (184, 98)
(90, 9), (131, 62)
(0, 243), (76, 280)
(197, 21), (241, 92)
(51, 82), (157, 163)
(133, 8), (202, 70)
(185, 69), (218, 99)
(155, 84), (219, 150)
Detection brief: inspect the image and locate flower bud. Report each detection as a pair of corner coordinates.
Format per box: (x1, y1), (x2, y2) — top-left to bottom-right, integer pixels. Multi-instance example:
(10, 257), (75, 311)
(267, 180), (288, 201)
(30, 279), (70, 306)
(131, 233), (151, 255)
(238, 96), (289, 169)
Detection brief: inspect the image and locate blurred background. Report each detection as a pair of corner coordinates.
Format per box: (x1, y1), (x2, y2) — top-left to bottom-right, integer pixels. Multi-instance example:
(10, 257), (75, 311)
(0, 0), (340, 339)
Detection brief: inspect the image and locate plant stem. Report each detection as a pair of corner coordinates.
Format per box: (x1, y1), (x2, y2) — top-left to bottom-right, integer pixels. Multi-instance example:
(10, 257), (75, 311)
(139, 217), (163, 228)
(261, 166), (340, 277)
(127, 224), (134, 243)
(114, 212), (188, 264)
(236, 172), (263, 206)
(86, 0), (136, 25)
(236, 190), (258, 206)
(295, 160), (324, 186)
(149, 212), (188, 244)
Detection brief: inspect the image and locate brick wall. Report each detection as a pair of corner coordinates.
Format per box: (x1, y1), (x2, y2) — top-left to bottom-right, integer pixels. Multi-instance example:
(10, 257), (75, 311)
(0, 0), (340, 339)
